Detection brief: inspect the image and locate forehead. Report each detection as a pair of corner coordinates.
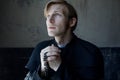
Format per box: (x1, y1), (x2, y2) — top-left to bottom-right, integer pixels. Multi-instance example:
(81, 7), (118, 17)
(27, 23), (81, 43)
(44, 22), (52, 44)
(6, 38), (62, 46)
(47, 4), (68, 14)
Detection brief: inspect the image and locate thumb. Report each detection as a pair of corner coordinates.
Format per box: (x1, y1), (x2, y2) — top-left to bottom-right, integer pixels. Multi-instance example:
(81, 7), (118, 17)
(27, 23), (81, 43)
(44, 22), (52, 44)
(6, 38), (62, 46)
(51, 44), (55, 47)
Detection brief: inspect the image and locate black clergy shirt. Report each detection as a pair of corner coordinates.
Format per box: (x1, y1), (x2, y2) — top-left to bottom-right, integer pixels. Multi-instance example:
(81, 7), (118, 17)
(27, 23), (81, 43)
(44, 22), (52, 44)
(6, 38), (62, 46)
(25, 34), (104, 80)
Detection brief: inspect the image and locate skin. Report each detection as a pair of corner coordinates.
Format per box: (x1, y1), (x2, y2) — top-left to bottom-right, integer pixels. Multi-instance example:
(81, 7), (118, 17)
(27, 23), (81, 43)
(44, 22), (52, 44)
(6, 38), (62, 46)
(40, 4), (76, 71)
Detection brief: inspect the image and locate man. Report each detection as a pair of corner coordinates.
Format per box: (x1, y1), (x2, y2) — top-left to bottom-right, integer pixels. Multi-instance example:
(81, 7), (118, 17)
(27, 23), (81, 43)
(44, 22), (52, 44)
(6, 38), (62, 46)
(25, 0), (104, 80)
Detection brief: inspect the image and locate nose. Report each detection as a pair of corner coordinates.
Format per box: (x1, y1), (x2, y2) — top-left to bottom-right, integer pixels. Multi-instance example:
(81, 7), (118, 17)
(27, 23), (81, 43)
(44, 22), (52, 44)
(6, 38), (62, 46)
(49, 16), (54, 23)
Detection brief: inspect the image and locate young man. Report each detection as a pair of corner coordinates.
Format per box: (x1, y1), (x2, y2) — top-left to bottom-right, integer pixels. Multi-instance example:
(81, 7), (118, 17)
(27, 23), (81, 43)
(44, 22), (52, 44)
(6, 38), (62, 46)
(25, 0), (104, 80)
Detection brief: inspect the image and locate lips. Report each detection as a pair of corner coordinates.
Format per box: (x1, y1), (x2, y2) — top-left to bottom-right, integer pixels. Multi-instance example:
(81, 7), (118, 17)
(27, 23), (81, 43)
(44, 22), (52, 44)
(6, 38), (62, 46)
(48, 27), (56, 29)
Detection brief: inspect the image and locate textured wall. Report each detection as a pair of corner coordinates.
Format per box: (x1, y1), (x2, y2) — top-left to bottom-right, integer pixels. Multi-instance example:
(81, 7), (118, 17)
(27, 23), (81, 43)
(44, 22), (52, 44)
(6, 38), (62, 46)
(0, 0), (120, 47)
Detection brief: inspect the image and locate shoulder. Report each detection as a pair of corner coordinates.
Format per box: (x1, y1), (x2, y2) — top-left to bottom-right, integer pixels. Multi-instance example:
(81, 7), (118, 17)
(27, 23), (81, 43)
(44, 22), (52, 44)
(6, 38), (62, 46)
(35, 39), (53, 49)
(73, 36), (102, 59)
(25, 39), (54, 72)
(74, 35), (99, 51)
(72, 35), (103, 66)
(30, 39), (54, 61)
(79, 38), (98, 49)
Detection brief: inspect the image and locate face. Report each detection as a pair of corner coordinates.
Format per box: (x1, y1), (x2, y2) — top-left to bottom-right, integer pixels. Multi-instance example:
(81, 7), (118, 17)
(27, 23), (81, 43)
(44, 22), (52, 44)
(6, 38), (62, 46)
(46, 4), (70, 37)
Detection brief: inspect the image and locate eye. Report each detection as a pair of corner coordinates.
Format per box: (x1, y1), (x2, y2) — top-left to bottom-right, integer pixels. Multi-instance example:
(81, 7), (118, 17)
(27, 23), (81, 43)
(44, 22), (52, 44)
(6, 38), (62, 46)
(54, 13), (62, 17)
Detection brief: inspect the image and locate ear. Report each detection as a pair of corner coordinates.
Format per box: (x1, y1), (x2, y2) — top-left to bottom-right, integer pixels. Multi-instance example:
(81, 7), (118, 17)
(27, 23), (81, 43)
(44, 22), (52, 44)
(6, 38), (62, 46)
(69, 18), (77, 28)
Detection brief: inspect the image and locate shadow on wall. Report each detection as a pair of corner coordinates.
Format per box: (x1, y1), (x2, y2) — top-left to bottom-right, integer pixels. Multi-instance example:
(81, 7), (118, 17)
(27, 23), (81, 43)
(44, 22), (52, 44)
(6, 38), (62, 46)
(16, 0), (34, 7)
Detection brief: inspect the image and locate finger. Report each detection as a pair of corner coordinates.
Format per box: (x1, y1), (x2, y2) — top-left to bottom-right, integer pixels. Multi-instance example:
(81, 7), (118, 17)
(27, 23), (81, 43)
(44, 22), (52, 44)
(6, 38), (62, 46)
(40, 45), (61, 59)
(40, 46), (53, 58)
(51, 44), (54, 47)
(51, 44), (58, 49)
(47, 56), (57, 61)
(51, 44), (61, 52)
(41, 45), (60, 54)
(46, 52), (60, 57)
(43, 52), (48, 61)
(41, 46), (52, 53)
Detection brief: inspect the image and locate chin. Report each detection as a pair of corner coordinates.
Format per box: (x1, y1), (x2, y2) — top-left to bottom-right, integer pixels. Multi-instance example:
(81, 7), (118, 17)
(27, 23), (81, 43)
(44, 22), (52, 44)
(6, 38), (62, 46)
(48, 33), (56, 37)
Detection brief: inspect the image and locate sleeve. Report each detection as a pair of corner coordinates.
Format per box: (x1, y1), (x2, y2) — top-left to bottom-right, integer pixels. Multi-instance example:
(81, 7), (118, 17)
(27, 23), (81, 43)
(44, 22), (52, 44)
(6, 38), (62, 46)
(25, 44), (41, 73)
(25, 40), (53, 76)
(24, 71), (43, 80)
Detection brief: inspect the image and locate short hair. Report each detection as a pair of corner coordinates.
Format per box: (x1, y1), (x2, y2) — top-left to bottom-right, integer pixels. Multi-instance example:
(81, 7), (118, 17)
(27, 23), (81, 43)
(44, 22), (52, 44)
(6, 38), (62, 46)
(44, 0), (78, 31)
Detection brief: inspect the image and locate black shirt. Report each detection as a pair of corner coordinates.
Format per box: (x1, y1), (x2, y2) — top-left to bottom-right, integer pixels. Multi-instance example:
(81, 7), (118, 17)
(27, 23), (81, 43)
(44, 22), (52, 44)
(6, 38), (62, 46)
(25, 34), (104, 80)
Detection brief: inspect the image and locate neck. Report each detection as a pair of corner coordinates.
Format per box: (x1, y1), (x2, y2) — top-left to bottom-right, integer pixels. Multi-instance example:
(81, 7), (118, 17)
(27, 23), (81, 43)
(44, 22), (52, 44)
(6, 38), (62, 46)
(55, 32), (73, 47)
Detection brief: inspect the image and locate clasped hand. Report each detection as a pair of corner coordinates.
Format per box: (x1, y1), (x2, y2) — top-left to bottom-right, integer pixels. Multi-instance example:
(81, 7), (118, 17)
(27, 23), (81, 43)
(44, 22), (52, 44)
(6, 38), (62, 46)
(40, 44), (61, 71)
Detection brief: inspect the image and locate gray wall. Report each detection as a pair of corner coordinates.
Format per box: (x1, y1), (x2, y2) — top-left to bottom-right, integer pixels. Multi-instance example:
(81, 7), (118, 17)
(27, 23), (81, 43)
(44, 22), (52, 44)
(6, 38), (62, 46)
(0, 0), (120, 47)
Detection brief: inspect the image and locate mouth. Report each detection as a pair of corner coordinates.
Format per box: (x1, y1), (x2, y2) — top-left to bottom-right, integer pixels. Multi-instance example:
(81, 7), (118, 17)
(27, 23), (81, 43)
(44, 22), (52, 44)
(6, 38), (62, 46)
(48, 27), (56, 29)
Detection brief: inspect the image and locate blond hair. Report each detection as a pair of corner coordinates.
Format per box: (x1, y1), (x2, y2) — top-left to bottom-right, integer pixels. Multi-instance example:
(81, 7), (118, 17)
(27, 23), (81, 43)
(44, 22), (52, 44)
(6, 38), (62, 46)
(44, 0), (78, 31)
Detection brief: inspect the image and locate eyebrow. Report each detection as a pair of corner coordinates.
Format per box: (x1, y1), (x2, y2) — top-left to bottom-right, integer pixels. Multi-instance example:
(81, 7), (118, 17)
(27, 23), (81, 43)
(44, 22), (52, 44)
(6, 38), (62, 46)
(54, 10), (61, 13)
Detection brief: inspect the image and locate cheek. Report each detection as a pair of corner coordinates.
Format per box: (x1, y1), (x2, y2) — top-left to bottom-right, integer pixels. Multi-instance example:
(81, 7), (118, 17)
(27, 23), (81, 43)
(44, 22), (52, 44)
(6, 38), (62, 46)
(56, 18), (66, 26)
(46, 20), (48, 25)
(46, 20), (49, 29)
(57, 19), (67, 28)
